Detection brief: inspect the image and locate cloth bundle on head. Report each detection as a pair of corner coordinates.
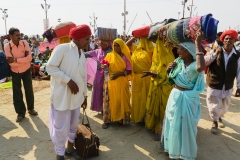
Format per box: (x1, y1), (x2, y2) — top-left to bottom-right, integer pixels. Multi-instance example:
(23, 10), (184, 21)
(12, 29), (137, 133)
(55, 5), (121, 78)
(69, 24), (91, 40)
(180, 42), (196, 60)
(220, 30), (238, 42)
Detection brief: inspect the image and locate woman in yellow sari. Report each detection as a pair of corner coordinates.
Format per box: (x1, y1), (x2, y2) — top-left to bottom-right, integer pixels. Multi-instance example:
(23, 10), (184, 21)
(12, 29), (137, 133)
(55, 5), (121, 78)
(131, 37), (154, 123)
(102, 38), (133, 129)
(142, 39), (175, 140)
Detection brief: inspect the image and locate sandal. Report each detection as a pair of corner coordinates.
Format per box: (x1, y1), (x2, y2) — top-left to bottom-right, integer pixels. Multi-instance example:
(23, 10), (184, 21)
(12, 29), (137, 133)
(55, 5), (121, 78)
(28, 109), (38, 116)
(16, 115), (25, 122)
(102, 123), (109, 129)
(154, 134), (161, 141)
(65, 149), (81, 160)
(56, 155), (65, 160)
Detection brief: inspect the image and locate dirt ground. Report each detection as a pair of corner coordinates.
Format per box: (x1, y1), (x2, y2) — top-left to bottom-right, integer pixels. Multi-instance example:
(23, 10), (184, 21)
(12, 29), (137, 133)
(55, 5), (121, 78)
(0, 79), (239, 160)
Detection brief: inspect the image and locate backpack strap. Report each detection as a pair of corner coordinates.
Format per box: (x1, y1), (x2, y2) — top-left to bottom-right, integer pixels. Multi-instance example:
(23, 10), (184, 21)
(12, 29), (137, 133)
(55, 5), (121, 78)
(9, 43), (14, 57)
(22, 40), (25, 48)
(8, 41), (26, 58)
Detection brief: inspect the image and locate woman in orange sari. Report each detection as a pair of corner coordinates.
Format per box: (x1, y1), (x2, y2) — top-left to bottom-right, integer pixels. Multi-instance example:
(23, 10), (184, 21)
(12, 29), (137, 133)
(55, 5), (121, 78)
(101, 38), (132, 129)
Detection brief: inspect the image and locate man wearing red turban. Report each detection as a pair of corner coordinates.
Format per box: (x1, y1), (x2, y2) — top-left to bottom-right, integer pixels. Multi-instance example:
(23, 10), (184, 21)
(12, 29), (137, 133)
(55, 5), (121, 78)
(46, 24), (91, 160)
(204, 29), (240, 134)
(220, 30), (238, 42)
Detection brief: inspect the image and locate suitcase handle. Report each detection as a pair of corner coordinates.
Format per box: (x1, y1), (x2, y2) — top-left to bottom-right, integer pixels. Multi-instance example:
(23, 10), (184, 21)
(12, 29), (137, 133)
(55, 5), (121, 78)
(81, 109), (92, 132)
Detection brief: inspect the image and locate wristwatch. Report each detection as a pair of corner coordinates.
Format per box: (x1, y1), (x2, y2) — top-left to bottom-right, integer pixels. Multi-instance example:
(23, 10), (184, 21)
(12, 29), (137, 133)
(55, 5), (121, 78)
(13, 58), (17, 63)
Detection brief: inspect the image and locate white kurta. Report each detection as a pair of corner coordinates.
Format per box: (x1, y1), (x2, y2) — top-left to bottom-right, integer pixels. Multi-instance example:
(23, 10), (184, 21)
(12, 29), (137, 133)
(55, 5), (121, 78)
(46, 41), (88, 111)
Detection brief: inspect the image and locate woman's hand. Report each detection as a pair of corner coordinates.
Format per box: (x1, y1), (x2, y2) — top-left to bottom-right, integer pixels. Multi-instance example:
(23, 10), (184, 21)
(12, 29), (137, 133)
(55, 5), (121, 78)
(111, 73), (120, 80)
(142, 71), (158, 78)
(166, 62), (177, 73)
(101, 64), (108, 70)
(195, 30), (205, 44)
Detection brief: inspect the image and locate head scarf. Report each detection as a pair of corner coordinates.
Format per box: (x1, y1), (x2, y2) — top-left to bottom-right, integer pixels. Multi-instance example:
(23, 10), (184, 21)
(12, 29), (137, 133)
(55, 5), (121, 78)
(69, 24), (91, 40)
(180, 42), (196, 60)
(220, 30), (238, 42)
(137, 37), (154, 53)
(112, 38), (133, 77)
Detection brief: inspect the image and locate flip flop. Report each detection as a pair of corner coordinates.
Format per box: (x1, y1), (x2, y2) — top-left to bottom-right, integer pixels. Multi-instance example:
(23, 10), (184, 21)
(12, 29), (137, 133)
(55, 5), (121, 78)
(102, 123), (109, 129)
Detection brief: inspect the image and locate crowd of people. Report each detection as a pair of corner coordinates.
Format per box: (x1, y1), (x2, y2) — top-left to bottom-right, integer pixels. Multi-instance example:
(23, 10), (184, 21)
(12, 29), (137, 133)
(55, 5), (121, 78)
(0, 24), (240, 160)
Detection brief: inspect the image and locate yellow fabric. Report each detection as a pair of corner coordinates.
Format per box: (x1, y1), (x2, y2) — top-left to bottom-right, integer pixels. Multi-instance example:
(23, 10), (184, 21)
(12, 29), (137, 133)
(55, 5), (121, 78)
(131, 38), (153, 122)
(59, 36), (71, 44)
(145, 39), (175, 134)
(105, 38), (132, 122)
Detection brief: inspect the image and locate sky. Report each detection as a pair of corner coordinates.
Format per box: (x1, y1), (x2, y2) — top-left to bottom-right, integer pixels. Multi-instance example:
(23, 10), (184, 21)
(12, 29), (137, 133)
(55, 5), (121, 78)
(0, 0), (240, 37)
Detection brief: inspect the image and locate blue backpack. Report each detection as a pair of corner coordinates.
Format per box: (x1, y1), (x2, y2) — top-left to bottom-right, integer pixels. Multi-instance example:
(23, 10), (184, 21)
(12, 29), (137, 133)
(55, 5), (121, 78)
(0, 51), (11, 79)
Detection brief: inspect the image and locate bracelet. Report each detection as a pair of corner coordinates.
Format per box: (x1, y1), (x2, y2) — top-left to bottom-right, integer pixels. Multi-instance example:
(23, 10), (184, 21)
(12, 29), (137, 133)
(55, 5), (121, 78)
(196, 52), (204, 55)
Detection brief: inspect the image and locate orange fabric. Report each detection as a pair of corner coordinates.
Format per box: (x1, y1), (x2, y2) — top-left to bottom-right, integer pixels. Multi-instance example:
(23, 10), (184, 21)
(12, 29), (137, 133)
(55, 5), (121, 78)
(69, 24), (91, 40)
(4, 40), (32, 73)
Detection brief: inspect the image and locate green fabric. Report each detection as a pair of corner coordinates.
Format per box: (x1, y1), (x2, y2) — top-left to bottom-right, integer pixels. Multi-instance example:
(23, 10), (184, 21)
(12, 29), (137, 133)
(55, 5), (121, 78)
(0, 80), (12, 89)
(168, 57), (182, 86)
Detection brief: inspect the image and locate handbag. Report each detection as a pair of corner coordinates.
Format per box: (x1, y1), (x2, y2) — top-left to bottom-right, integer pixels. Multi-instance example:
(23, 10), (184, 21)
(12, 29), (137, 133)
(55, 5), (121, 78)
(75, 109), (100, 160)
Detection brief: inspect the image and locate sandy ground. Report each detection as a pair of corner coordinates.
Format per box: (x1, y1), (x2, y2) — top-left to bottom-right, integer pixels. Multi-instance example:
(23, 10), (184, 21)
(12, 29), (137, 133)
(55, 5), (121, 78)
(0, 79), (239, 160)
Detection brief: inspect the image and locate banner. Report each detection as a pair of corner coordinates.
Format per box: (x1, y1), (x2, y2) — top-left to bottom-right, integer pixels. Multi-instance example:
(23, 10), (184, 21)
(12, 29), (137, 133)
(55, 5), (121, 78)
(43, 19), (49, 30)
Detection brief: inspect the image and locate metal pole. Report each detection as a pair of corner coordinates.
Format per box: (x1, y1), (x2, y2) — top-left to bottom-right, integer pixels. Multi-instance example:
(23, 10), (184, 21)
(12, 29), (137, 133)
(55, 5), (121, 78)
(182, 0), (187, 18)
(127, 13), (138, 35)
(45, 0), (47, 19)
(93, 13), (96, 32)
(5, 18), (7, 35)
(190, 0), (193, 17)
(146, 11), (153, 24)
(123, 0), (126, 37)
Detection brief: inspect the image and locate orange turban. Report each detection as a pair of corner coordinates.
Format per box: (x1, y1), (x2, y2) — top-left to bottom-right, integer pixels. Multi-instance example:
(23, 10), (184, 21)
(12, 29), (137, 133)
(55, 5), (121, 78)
(69, 24), (91, 40)
(220, 30), (238, 42)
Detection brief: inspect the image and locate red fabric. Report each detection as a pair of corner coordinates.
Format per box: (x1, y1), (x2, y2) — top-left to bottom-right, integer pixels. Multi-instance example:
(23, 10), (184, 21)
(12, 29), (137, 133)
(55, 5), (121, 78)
(132, 26), (150, 38)
(69, 24), (91, 40)
(55, 23), (76, 38)
(220, 30), (238, 42)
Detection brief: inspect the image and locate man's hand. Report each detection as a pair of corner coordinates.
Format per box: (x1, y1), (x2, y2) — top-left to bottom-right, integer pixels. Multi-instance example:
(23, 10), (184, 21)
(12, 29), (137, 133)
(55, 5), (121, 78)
(235, 89), (240, 97)
(67, 79), (79, 95)
(81, 98), (87, 109)
(25, 51), (30, 57)
(6, 57), (14, 63)
(141, 71), (158, 78)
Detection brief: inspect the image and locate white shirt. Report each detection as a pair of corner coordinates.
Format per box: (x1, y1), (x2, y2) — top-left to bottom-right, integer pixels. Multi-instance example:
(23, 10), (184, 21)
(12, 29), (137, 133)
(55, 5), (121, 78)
(90, 42), (95, 50)
(3, 39), (9, 46)
(46, 41), (87, 111)
(205, 47), (240, 98)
